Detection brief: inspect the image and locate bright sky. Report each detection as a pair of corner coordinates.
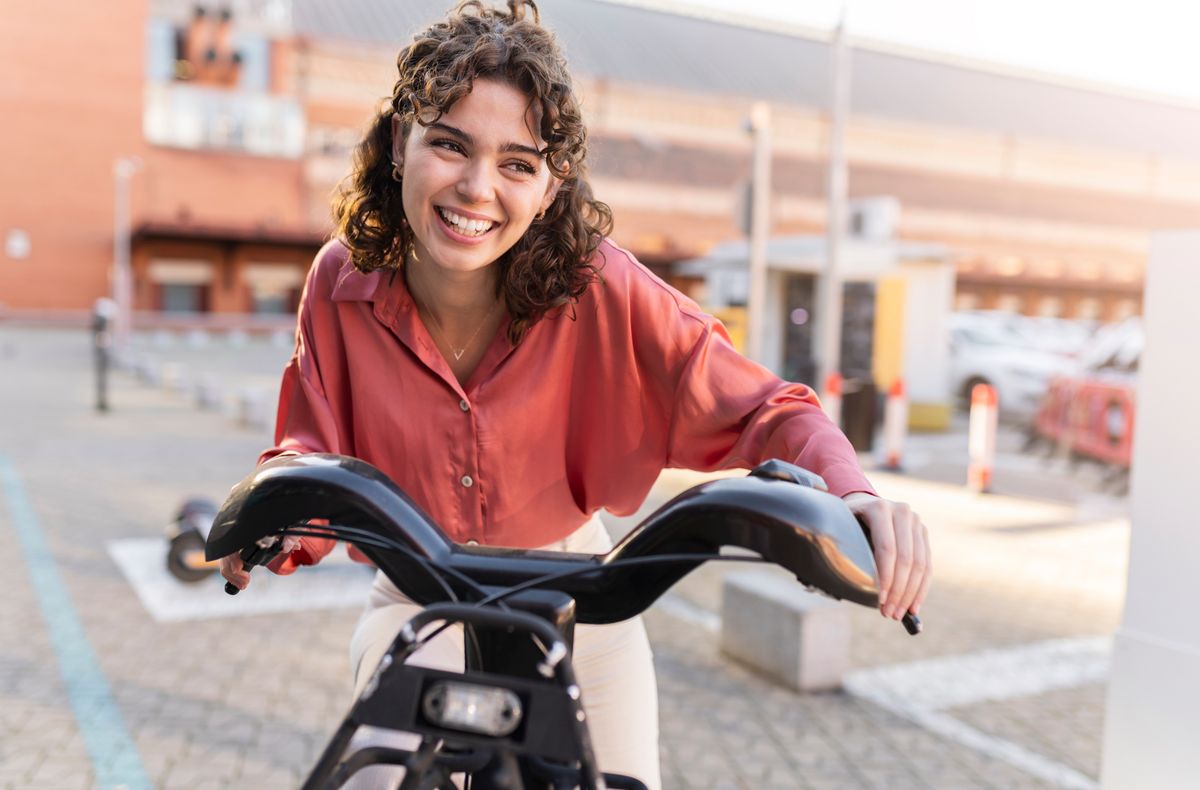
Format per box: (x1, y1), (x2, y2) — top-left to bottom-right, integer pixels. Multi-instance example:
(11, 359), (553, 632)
(630, 0), (1200, 103)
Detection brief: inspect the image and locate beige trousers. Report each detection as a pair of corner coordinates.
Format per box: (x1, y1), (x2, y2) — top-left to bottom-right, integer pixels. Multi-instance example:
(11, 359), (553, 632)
(343, 516), (662, 790)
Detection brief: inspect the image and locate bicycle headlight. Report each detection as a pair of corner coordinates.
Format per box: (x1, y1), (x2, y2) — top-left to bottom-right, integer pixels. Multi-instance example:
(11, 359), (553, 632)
(421, 680), (523, 737)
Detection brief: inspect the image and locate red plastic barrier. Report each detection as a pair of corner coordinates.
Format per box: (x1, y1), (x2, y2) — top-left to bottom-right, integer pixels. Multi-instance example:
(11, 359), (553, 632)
(1035, 377), (1074, 443)
(1071, 380), (1136, 467)
(1033, 377), (1135, 467)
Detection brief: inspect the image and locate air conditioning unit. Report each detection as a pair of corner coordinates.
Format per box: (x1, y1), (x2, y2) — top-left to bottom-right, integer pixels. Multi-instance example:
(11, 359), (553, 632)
(848, 197), (900, 241)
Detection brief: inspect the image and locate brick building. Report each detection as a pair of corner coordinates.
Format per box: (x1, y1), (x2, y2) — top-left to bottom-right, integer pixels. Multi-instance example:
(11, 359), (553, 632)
(2, 0), (1198, 325)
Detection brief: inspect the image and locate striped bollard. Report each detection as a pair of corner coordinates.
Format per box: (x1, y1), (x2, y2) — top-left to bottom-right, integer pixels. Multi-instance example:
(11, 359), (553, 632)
(968, 383), (999, 493)
(822, 371), (843, 429)
(883, 378), (907, 471)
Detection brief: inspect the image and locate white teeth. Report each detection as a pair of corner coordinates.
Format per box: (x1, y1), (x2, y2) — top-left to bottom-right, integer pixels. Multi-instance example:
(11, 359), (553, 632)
(438, 208), (494, 237)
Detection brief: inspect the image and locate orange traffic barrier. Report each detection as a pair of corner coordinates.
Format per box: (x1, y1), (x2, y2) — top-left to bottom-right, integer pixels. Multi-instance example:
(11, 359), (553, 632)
(1035, 377), (1074, 444)
(1071, 381), (1135, 467)
(968, 383), (998, 493)
(822, 371), (843, 429)
(1033, 377), (1135, 468)
(882, 378), (906, 471)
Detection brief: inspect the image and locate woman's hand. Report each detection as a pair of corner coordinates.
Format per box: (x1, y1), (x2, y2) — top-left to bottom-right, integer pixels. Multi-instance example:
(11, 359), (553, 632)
(841, 492), (932, 620)
(218, 535), (302, 591)
(218, 551), (251, 591)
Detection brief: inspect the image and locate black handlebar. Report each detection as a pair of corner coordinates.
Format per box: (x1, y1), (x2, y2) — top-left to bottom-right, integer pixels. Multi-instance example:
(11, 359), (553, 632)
(207, 455), (916, 630)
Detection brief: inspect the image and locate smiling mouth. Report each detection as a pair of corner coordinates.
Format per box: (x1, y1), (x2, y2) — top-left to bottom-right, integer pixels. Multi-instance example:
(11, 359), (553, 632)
(436, 207), (499, 238)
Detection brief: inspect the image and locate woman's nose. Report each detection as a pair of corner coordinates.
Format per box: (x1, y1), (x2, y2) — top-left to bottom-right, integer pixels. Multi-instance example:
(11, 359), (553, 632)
(456, 160), (496, 204)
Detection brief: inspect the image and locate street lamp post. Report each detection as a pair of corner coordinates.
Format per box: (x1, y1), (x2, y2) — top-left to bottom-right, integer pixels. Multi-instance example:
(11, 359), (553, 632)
(815, 9), (851, 388)
(112, 156), (142, 363)
(746, 102), (772, 366)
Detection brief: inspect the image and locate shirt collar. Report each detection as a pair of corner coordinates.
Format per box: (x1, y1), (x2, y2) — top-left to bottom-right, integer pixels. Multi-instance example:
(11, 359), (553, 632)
(330, 263), (387, 303)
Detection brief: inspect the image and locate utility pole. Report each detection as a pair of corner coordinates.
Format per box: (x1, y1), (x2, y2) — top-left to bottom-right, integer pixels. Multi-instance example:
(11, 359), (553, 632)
(815, 8), (851, 387)
(112, 156), (142, 363)
(746, 102), (771, 366)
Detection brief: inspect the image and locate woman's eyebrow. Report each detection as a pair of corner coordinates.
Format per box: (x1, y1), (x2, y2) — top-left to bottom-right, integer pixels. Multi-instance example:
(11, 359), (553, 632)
(427, 122), (543, 158)
(499, 141), (544, 158)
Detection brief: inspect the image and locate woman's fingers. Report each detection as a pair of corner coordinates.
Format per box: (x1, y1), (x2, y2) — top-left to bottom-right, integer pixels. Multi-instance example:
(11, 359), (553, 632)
(861, 500), (896, 609)
(219, 552), (250, 591)
(911, 523), (933, 616)
(883, 503), (914, 619)
(216, 536), (298, 590)
(894, 512), (928, 619)
(843, 493), (932, 621)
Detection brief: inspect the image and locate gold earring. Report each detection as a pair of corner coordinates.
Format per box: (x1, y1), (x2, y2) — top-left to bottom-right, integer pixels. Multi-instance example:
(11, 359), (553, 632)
(391, 160), (403, 182)
(535, 209), (546, 221)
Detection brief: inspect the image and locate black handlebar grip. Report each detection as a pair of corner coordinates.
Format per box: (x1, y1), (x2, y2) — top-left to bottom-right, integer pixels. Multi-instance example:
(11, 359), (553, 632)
(222, 538), (286, 597)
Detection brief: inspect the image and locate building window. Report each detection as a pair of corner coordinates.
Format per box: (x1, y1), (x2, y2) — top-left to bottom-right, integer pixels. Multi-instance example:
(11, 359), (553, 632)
(1111, 298), (1139, 321)
(148, 259), (214, 313)
(250, 290), (288, 314)
(161, 283), (209, 313)
(243, 263), (304, 314)
(144, 10), (301, 157)
(1073, 297), (1101, 321)
(954, 292), (979, 311)
(994, 293), (1023, 313)
(1037, 295), (1062, 317)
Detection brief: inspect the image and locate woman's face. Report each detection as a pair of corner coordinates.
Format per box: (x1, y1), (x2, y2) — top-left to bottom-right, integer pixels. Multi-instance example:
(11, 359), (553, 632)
(394, 78), (560, 277)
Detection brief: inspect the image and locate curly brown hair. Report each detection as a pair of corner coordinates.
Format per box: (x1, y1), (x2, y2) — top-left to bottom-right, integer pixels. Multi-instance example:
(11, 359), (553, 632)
(332, 0), (612, 343)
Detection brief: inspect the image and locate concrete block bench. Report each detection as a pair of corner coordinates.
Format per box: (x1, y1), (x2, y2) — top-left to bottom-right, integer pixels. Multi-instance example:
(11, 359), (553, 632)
(237, 387), (271, 431)
(719, 570), (851, 692)
(194, 375), (223, 411)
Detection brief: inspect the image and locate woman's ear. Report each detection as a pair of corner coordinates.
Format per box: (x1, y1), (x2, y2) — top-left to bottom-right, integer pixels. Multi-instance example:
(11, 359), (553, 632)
(540, 177), (563, 214)
(390, 114), (406, 169)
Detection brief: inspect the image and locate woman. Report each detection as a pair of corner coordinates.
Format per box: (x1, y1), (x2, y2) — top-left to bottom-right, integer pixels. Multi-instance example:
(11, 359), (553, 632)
(221, 1), (932, 787)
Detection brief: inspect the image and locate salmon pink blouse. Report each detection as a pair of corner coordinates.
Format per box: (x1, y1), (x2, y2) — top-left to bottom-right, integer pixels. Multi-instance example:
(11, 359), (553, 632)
(264, 238), (876, 574)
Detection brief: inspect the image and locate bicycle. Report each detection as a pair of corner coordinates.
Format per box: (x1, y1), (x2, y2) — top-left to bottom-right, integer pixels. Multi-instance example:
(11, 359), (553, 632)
(206, 455), (920, 789)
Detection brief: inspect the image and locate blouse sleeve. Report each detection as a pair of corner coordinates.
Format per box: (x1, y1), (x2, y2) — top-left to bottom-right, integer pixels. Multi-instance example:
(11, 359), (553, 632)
(643, 281), (877, 499)
(590, 235), (873, 499)
(257, 259), (343, 574)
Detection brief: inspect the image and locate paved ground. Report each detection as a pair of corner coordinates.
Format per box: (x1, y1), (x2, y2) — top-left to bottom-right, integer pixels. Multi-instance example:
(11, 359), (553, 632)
(0, 326), (1130, 789)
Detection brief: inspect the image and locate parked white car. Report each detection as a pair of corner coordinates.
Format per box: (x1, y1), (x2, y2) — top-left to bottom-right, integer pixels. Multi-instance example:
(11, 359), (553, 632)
(1076, 317), (1142, 382)
(948, 312), (1082, 417)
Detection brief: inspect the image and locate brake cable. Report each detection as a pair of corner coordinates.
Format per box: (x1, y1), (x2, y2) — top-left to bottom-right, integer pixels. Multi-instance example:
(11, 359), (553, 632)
(401, 552), (771, 656)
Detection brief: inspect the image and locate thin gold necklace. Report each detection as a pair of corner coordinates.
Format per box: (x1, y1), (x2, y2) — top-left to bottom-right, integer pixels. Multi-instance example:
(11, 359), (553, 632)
(404, 252), (501, 361)
(421, 298), (500, 361)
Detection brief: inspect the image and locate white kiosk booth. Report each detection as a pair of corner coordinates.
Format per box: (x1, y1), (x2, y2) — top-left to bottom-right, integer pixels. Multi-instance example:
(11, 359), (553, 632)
(676, 234), (955, 430)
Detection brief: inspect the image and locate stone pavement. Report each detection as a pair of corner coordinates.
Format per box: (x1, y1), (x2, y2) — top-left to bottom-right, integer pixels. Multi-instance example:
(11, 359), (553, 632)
(0, 326), (1130, 789)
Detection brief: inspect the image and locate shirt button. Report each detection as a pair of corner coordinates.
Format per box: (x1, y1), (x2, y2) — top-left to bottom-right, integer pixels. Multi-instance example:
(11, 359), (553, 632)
(461, 475), (474, 488)
(459, 399), (470, 412)
(465, 539), (479, 546)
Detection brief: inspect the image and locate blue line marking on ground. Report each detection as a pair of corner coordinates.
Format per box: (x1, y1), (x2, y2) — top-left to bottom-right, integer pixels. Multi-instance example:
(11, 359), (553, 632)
(0, 457), (151, 790)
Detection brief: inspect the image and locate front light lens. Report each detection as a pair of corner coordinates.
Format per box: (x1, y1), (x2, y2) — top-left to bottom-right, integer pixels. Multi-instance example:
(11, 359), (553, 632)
(421, 680), (523, 737)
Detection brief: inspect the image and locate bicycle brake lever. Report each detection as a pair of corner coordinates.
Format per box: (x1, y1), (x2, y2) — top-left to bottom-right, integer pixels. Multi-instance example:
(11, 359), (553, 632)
(223, 538), (285, 596)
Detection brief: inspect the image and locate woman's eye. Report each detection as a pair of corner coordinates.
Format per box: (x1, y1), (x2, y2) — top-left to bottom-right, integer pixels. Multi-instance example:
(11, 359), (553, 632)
(507, 161), (537, 175)
(431, 138), (464, 154)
